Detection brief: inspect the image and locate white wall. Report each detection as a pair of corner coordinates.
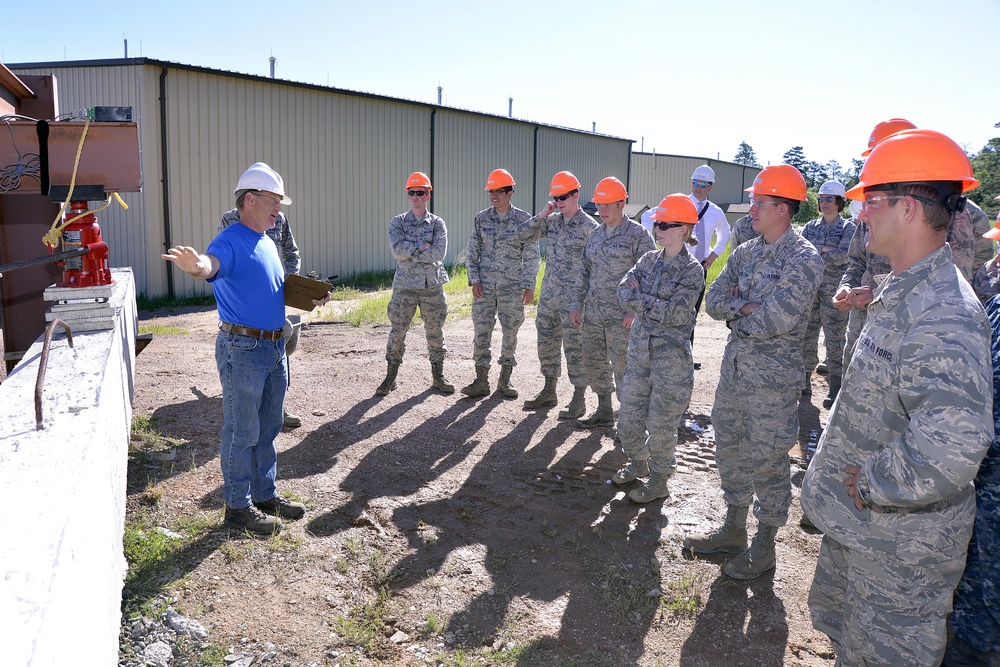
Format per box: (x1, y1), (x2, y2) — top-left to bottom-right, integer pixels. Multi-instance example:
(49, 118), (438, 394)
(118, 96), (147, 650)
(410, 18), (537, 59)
(0, 269), (136, 667)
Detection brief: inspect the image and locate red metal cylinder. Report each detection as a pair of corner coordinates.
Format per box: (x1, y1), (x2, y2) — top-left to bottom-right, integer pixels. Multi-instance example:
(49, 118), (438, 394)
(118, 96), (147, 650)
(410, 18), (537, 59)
(57, 201), (112, 288)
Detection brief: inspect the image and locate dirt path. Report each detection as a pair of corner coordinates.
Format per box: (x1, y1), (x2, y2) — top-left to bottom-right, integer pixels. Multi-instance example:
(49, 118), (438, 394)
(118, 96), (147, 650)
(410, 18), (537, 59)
(130, 305), (837, 666)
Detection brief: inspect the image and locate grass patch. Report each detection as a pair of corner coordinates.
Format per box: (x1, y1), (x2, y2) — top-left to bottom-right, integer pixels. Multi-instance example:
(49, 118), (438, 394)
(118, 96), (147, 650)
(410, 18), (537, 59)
(598, 560), (656, 623)
(333, 587), (392, 651)
(137, 292), (214, 311)
(122, 510), (185, 615)
(138, 323), (189, 336)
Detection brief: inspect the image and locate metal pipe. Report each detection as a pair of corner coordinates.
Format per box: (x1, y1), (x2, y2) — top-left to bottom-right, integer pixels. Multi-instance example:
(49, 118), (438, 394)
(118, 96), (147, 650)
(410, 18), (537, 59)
(35, 318), (74, 430)
(0, 247), (87, 274)
(159, 66), (174, 299)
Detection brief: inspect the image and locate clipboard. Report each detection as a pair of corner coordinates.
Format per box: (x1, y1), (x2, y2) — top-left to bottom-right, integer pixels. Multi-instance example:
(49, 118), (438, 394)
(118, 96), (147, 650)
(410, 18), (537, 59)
(284, 274), (331, 311)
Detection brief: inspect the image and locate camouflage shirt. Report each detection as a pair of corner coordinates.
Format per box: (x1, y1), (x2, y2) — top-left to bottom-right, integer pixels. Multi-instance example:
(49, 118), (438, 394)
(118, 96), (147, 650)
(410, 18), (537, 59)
(571, 218), (656, 320)
(949, 204), (978, 282)
(974, 257), (1000, 302)
(968, 200), (994, 271)
(839, 221), (891, 293)
(219, 208), (300, 276)
(519, 208), (598, 297)
(802, 244), (993, 555)
(801, 216), (856, 295)
(706, 225), (823, 389)
(617, 246), (705, 362)
(729, 214), (760, 250)
(389, 210), (450, 289)
(465, 206), (539, 290)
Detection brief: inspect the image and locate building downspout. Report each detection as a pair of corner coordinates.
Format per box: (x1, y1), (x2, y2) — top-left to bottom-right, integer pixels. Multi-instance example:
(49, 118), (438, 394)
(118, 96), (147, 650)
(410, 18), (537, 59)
(625, 143), (632, 196)
(159, 66), (174, 298)
(531, 126), (539, 213)
(429, 108), (436, 214)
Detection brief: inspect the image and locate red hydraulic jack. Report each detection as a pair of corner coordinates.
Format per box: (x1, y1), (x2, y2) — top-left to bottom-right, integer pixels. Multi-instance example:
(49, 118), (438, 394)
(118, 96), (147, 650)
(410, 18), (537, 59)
(53, 201), (112, 288)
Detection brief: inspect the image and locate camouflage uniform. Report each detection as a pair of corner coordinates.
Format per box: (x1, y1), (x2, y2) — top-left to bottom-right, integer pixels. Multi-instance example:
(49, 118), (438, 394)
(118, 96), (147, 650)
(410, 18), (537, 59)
(973, 256), (1000, 302)
(969, 200), (994, 272)
(949, 203), (978, 282)
(800, 216), (856, 380)
(947, 294), (1000, 659)
(385, 210), (450, 365)
(466, 206), (539, 368)
(801, 244), (993, 667)
(518, 208), (598, 386)
(839, 221), (891, 371)
(570, 218), (656, 397)
(729, 214), (760, 250)
(705, 226), (823, 527)
(616, 247), (705, 472)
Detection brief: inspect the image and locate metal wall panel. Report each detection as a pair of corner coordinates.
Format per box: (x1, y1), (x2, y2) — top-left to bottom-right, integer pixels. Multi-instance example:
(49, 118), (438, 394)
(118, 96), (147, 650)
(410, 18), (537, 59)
(11, 61), (640, 297)
(628, 152), (762, 221)
(430, 110), (535, 266)
(535, 129), (631, 211)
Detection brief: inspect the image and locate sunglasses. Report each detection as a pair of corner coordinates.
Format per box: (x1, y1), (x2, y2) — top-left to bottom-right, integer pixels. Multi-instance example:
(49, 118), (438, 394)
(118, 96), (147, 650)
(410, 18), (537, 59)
(487, 187), (513, 195)
(692, 180), (712, 188)
(817, 195), (837, 203)
(552, 190), (578, 202)
(654, 222), (685, 231)
(407, 190), (428, 197)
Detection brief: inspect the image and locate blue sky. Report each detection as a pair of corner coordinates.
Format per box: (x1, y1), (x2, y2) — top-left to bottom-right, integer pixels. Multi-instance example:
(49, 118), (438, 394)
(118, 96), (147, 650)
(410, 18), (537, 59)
(4, 0), (999, 174)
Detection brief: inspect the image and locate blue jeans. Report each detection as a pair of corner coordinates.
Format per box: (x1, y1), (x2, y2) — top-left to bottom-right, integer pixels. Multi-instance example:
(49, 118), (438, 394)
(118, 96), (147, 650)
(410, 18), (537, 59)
(215, 330), (286, 509)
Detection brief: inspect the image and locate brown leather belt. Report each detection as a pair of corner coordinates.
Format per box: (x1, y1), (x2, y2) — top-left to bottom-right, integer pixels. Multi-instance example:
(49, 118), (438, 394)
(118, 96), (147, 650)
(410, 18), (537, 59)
(219, 321), (283, 341)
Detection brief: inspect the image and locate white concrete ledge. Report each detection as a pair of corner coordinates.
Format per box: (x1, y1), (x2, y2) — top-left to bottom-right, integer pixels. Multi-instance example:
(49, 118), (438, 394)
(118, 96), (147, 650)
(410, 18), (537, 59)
(0, 268), (136, 667)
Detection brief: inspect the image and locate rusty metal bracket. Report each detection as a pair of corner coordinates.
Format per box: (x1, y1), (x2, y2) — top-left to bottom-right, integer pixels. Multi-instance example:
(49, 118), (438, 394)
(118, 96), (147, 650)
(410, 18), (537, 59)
(35, 319), (73, 430)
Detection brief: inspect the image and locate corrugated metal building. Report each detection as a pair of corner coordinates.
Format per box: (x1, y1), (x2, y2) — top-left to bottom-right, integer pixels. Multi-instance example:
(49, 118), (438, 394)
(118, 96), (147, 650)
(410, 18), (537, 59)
(9, 58), (757, 298)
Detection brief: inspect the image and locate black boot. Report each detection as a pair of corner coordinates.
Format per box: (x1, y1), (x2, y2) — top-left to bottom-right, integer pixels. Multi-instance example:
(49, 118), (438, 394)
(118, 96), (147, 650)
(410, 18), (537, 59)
(823, 376), (842, 409)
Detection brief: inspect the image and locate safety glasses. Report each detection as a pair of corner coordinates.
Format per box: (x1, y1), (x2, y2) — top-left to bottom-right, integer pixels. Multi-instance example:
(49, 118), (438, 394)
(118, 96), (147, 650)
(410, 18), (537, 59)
(817, 195), (837, 203)
(407, 190), (428, 197)
(654, 222), (685, 231)
(553, 190), (578, 202)
(692, 180), (712, 188)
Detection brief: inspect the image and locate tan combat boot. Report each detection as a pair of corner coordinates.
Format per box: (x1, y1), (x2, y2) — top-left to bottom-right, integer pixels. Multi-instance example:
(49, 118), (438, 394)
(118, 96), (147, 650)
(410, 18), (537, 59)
(375, 362), (399, 396)
(461, 366), (490, 397)
(724, 523), (778, 580)
(576, 392), (614, 428)
(523, 376), (557, 409)
(497, 365), (518, 399)
(431, 361), (455, 394)
(629, 471), (671, 503)
(558, 386), (587, 419)
(683, 505), (749, 554)
(612, 458), (650, 485)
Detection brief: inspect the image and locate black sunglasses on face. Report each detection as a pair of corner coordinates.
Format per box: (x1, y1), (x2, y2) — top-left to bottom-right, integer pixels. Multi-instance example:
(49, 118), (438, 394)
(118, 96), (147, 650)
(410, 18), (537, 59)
(654, 222), (685, 230)
(553, 189), (578, 202)
(407, 190), (428, 197)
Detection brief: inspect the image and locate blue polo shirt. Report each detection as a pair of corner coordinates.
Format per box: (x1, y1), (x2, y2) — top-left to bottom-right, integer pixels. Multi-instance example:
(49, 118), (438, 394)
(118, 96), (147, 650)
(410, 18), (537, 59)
(207, 222), (285, 331)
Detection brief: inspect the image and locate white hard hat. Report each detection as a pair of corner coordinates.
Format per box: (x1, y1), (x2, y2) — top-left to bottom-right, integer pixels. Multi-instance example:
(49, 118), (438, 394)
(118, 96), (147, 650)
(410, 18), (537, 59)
(235, 162), (292, 205)
(849, 199), (863, 219)
(818, 180), (846, 197)
(691, 165), (716, 183)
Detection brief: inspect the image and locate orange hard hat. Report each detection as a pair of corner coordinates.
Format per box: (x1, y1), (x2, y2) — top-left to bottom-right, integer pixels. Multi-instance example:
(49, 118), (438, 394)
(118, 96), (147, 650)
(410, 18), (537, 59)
(652, 194), (699, 224)
(592, 177), (628, 204)
(862, 118), (916, 156)
(983, 226), (1000, 241)
(549, 171), (581, 197)
(845, 129), (979, 201)
(744, 164), (808, 202)
(405, 172), (432, 191)
(485, 169), (516, 190)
